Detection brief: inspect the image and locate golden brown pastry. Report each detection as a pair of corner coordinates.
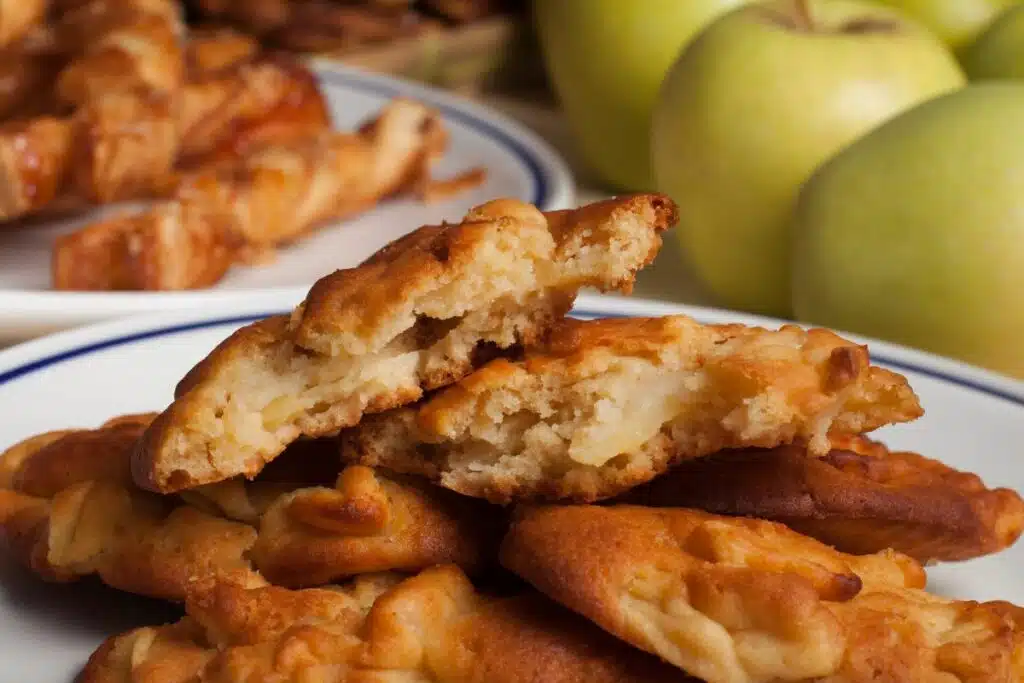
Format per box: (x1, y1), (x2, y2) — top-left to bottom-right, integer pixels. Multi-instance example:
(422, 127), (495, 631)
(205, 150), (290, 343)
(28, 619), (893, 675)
(130, 194), (677, 492)
(625, 435), (1024, 563)
(176, 53), (330, 169)
(52, 0), (185, 107)
(51, 97), (441, 290)
(500, 504), (928, 683)
(80, 564), (690, 683)
(343, 315), (923, 503)
(51, 199), (243, 290)
(0, 87), (180, 222)
(0, 419), (500, 600)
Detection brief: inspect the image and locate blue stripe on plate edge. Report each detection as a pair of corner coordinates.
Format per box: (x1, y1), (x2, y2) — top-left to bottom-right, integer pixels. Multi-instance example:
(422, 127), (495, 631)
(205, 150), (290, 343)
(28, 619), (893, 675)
(319, 70), (549, 208)
(1, 309), (1021, 408)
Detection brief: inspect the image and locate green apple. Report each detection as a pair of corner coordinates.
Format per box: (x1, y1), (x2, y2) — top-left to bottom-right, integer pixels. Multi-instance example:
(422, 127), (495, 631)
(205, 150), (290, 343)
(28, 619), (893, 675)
(792, 84), (1024, 379)
(651, 0), (965, 317)
(962, 4), (1024, 79)
(869, 0), (1019, 53)
(533, 0), (749, 191)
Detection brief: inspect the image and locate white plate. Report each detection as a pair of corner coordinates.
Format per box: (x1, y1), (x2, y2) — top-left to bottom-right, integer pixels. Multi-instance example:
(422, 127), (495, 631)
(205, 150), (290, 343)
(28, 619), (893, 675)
(0, 63), (575, 344)
(1, 293), (1022, 682)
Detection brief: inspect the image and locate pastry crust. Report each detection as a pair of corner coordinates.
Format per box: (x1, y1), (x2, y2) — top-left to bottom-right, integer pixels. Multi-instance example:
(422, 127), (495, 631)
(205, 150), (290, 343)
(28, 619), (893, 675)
(131, 194), (676, 492)
(343, 315), (923, 503)
(0, 418), (501, 599)
(498, 505), (942, 683)
(626, 435), (1024, 563)
(80, 564), (689, 683)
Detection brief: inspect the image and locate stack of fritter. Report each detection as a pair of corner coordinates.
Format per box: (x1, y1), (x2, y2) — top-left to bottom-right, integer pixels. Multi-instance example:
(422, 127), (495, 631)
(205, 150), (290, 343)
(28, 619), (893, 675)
(2, 194), (1022, 683)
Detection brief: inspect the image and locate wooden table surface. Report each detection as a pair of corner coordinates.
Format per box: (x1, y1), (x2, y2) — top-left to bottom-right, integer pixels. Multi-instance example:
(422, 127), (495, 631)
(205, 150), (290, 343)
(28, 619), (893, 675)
(477, 93), (716, 309)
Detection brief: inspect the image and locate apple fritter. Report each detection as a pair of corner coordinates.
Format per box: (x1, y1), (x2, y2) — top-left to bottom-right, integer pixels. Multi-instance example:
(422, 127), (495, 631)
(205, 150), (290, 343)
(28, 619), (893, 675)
(81, 565), (690, 683)
(131, 194), (677, 493)
(0, 418), (501, 599)
(343, 315), (923, 503)
(500, 505), (926, 683)
(626, 435), (1024, 563)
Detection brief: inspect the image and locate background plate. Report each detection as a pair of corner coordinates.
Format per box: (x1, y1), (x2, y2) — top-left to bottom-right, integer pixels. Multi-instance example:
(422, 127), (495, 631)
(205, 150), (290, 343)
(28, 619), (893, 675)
(0, 292), (1021, 681)
(0, 63), (574, 343)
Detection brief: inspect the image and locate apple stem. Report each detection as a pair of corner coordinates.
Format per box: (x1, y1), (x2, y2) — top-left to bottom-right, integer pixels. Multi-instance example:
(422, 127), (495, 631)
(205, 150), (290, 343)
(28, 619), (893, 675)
(794, 0), (813, 29)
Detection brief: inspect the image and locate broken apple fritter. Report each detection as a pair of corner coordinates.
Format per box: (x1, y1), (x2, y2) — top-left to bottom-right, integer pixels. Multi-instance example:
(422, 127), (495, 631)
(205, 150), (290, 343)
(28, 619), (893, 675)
(343, 315), (923, 504)
(131, 194), (678, 493)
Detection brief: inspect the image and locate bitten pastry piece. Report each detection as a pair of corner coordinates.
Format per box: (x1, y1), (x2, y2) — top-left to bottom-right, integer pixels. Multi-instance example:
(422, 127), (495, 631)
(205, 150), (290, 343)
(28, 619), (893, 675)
(132, 194), (677, 492)
(626, 435), (1024, 563)
(345, 315), (923, 503)
(251, 464), (504, 587)
(500, 505), (926, 683)
(52, 98), (445, 290)
(0, 419), (500, 599)
(81, 564), (690, 683)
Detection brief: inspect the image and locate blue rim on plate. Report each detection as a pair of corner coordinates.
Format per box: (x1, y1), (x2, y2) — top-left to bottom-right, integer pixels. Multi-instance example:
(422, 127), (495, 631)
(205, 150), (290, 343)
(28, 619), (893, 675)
(1, 300), (1021, 408)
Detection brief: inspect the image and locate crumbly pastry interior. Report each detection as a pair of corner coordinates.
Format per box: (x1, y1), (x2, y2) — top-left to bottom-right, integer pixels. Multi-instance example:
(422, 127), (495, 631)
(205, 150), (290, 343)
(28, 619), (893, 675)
(135, 195), (674, 492)
(344, 315), (923, 502)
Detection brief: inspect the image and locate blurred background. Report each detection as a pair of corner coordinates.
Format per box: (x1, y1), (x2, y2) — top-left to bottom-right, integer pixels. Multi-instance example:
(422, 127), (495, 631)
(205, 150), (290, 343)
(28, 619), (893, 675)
(185, 0), (1024, 380)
